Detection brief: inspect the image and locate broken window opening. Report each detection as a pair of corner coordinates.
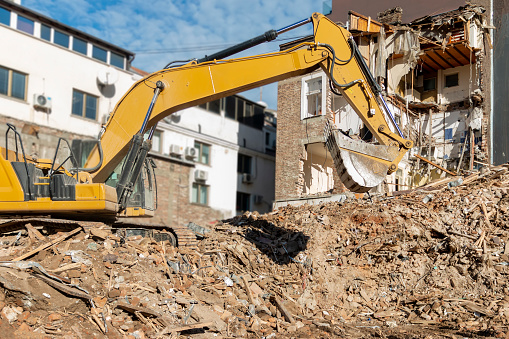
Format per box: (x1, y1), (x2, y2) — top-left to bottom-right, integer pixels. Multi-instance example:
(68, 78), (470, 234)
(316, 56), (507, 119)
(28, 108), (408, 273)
(237, 154), (252, 174)
(445, 73), (459, 88)
(301, 73), (325, 119)
(236, 191), (250, 213)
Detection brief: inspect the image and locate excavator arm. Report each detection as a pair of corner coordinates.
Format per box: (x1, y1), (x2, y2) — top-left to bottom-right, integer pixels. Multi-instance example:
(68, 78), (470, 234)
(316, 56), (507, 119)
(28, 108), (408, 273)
(87, 13), (412, 198)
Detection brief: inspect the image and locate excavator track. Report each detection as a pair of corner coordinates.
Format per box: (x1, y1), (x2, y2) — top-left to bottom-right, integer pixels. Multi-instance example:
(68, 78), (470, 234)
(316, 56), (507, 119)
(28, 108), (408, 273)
(324, 121), (399, 193)
(0, 217), (198, 250)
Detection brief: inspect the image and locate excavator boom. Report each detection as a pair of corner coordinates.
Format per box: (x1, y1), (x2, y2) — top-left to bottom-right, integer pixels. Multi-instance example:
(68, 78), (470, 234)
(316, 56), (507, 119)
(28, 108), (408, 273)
(87, 13), (412, 194)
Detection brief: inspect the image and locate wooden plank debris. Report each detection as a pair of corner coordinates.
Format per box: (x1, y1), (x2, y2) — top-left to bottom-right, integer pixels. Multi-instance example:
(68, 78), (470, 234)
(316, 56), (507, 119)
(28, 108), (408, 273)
(12, 227), (82, 261)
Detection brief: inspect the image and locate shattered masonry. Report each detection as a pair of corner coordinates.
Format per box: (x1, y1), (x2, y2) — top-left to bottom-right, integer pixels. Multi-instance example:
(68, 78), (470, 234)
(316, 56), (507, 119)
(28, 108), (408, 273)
(0, 164), (508, 338)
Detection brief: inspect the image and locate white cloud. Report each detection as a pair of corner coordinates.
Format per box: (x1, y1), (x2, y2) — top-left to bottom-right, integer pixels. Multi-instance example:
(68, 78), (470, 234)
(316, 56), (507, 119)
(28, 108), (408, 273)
(21, 0), (324, 108)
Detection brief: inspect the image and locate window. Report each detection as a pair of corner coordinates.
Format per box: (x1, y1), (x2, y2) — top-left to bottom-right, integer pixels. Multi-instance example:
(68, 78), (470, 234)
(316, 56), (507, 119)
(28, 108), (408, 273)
(72, 89), (98, 120)
(40, 24), (51, 41)
(151, 130), (162, 153)
(225, 96), (236, 119)
(191, 182), (208, 205)
(17, 15), (34, 35)
(73, 37), (87, 55)
(423, 77), (436, 92)
(444, 128), (453, 141)
(110, 52), (125, 69)
(0, 66), (27, 100)
(237, 154), (252, 174)
(199, 99), (221, 114)
(54, 30), (69, 48)
(0, 7), (10, 26)
(194, 141), (210, 165)
(236, 192), (250, 213)
(306, 77), (322, 116)
(301, 74), (324, 119)
(265, 132), (270, 146)
(445, 73), (459, 88)
(92, 45), (107, 62)
(224, 96), (264, 129)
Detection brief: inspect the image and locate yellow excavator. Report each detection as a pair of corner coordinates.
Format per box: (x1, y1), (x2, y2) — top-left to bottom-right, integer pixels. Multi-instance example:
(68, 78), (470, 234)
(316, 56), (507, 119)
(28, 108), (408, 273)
(0, 13), (412, 246)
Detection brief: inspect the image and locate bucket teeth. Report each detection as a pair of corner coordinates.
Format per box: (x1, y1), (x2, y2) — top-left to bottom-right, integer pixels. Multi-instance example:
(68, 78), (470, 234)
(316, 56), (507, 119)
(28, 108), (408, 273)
(324, 121), (398, 193)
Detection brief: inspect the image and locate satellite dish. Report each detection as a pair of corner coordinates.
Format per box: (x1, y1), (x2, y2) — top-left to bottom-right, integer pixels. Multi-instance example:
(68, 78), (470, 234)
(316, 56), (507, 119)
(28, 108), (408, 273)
(257, 101), (268, 108)
(97, 68), (119, 86)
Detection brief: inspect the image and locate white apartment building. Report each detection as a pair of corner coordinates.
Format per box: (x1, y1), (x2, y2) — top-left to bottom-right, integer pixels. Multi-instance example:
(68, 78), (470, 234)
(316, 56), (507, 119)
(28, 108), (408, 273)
(0, 0), (276, 226)
(0, 0), (139, 146)
(153, 96), (276, 218)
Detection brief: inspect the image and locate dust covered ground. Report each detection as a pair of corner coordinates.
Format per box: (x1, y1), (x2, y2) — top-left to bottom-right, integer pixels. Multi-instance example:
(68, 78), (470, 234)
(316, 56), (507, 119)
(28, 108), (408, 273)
(0, 165), (508, 338)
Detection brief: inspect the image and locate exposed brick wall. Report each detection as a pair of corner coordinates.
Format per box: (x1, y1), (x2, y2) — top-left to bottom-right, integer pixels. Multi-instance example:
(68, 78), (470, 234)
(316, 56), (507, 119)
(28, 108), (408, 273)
(151, 157), (225, 228)
(276, 77), (304, 200)
(276, 71), (347, 201)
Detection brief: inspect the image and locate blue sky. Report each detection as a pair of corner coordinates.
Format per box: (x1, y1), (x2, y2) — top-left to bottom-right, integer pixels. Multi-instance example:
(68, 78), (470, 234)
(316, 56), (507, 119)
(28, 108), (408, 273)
(21, 0), (328, 109)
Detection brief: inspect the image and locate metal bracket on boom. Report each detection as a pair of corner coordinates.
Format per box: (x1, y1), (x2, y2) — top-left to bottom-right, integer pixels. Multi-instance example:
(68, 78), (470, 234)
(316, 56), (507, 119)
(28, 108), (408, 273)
(116, 81), (165, 211)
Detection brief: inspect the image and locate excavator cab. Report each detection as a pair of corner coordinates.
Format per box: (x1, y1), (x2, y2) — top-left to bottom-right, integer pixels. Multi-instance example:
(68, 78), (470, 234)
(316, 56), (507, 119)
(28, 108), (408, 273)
(103, 156), (157, 217)
(73, 138), (158, 217)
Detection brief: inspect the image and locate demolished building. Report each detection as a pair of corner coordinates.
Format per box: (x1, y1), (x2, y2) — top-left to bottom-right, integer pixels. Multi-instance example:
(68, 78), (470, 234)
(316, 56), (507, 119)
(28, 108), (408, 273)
(275, 3), (492, 207)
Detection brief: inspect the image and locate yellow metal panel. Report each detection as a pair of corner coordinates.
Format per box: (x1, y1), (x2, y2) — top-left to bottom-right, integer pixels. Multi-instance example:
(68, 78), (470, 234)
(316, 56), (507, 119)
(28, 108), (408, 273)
(75, 183), (104, 201)
(0, 150), (24, 202)
(119, 207), (154, 217)
(76, 183), (118, 203)
(0, 200), (118, 213)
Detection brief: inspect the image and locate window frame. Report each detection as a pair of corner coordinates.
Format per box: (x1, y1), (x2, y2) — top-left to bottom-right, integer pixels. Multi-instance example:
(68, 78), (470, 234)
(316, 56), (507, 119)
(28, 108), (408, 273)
(16, 14), (34, 35)
(71, 89), (98, 121)
(236, 191), (250, 213)
(92, 45), (108, 63)
(72, 36), (88, 55)
(110, 51), (125, 69)
(194, 141), (210, 165)
(301, 73), (326, 119)
(237, 153), (252, 174)
(444, 73), (459, 88)
(0, 66), (27, 101)
(150, 130), (162, 153)
(54, 30), (69, 48)
(199, 98), (222, 114)
(423, 77), (436, 92)
(40, 23), (51, 41)
(0, 7), (10, 26)
(191, 182), (209, 205)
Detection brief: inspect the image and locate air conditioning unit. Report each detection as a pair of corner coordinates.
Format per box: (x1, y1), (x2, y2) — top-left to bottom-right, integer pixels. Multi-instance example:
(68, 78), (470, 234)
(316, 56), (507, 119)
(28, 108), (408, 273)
(185, 147), (198, 160)
(195, 169), (208, 181)
(254, 195), (263, 204)
(33, 94), (52, 111)
(242, 173), (253, 184)
(169, 144), (183, 156)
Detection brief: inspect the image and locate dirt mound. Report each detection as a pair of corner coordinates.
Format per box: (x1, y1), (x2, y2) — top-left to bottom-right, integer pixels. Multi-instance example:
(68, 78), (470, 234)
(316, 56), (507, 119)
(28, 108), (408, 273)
(0, 165), (507, 338)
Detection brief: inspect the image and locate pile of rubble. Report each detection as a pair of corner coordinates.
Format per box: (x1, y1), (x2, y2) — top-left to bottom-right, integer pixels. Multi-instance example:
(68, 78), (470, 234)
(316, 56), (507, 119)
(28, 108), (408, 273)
(0, 165), (508, 338)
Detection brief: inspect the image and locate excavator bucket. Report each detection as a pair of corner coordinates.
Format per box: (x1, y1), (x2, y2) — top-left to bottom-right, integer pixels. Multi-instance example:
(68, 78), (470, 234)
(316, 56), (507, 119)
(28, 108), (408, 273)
(324, 121), (400, 193)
